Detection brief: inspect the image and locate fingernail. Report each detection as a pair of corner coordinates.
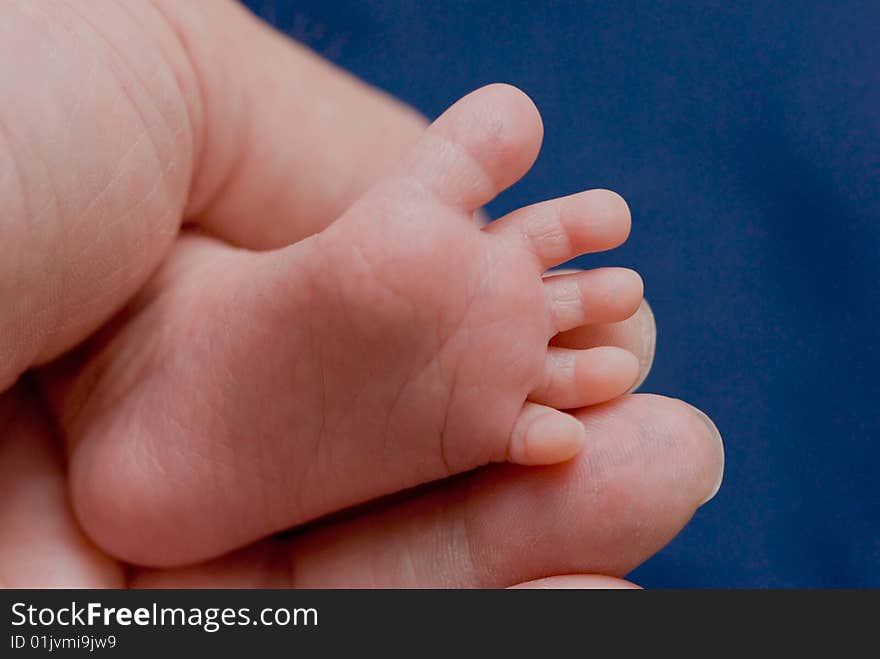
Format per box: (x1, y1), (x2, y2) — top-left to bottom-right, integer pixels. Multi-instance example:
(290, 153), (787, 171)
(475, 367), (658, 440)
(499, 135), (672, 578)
(684, 402), (725, 505)
(628, 298), (656, 393)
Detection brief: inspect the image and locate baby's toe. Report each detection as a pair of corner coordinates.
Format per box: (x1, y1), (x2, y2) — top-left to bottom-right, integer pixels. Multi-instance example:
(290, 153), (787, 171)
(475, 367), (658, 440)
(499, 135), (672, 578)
(544, 267), (643, 333)
(530, 346), (640, 410)
(485, 189), (631, 270)
(401, 83), (544, 212)
(507, 402), (586, 466)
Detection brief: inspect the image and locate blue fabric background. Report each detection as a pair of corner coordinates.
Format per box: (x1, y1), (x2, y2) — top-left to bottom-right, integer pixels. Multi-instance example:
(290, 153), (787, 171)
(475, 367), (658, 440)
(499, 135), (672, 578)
(243, 0), (879, 587)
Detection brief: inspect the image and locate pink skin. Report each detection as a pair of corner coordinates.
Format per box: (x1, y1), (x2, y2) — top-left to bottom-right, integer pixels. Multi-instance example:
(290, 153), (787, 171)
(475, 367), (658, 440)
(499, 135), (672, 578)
(50, 85), (645, 566)
(0, 0), (725, 586)
(0, 0), (427, 390)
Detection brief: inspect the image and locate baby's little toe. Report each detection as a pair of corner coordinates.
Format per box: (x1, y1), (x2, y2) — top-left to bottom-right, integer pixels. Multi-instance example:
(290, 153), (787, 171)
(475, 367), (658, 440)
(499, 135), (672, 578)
(507, 402), (586, 466)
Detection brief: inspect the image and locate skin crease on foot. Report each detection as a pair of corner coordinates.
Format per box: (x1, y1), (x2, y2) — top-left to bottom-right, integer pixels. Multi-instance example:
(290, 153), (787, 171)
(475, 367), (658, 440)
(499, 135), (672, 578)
(0, 0), (724, 586)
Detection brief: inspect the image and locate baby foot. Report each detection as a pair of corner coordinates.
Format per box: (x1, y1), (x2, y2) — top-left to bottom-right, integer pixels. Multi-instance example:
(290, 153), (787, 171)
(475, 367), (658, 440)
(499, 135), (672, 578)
(54, 84), (643, 565)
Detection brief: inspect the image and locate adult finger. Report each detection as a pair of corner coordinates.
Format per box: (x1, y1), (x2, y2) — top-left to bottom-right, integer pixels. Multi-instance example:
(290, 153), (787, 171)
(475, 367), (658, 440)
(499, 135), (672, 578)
(132, 394), (723, 587)
(159, 0), (428, 247)
(0, 0), (425, 388)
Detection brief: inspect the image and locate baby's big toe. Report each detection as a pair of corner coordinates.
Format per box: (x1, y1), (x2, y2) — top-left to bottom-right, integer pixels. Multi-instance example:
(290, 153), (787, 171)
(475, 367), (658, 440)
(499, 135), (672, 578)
(399, 83), (544, 212)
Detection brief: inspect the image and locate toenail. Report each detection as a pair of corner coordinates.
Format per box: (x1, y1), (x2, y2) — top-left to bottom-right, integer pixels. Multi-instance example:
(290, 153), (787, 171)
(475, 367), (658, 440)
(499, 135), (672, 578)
(683, 402), (725, 505)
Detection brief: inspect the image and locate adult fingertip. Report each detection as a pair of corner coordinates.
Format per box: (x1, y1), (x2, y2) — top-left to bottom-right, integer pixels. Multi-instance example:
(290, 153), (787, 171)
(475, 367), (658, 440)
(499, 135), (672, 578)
(682, 402), (725, 505)
(629, 298), (656, 392)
